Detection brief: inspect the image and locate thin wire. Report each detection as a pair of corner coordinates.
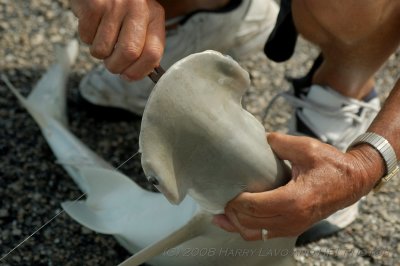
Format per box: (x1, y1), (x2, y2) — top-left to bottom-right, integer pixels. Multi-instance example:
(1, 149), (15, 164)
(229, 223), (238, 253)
(0, 193), (87, 262)
(115, 151), (140, 170)
(0, 150), (140, 262)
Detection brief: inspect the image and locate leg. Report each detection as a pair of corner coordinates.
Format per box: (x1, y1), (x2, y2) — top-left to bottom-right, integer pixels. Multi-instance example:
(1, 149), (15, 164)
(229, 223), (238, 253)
(268, 1), (400, 245)
(292, 0), (400, 99)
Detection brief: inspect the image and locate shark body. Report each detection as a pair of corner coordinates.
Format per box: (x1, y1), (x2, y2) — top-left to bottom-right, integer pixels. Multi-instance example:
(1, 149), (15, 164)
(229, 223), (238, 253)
(6, 42), (296, 266)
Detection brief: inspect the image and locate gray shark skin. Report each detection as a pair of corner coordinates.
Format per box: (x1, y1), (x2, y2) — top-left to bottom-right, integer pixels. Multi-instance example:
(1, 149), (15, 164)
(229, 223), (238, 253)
(121, 51), (296, 265)
(140, 51), (291, 212)
(6, 42), (296, 266)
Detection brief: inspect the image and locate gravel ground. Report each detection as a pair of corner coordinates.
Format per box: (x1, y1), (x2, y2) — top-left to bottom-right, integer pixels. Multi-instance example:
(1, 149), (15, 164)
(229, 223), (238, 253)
(1, 1), (399, 265)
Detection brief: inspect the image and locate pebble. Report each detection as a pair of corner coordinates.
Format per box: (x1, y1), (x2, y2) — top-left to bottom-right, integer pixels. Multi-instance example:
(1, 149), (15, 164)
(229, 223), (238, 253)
(12, 228), (22, 236)
(0, 209), (9, 218)
(1, 0), (399, 265)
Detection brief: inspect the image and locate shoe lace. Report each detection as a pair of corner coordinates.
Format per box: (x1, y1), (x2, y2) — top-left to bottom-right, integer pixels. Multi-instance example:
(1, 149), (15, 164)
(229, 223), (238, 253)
(262, 88), (380, 141)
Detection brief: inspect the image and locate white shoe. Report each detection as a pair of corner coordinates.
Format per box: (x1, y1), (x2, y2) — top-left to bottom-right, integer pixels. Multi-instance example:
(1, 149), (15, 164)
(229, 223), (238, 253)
(266, 84), (381, 151)
(265, 84), (381, 245)
(79, 0), (279, 115)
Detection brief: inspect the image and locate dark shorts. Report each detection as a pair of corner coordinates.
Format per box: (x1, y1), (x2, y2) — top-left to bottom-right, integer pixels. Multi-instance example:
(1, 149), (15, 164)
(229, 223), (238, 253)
(264, 0), (298, 62)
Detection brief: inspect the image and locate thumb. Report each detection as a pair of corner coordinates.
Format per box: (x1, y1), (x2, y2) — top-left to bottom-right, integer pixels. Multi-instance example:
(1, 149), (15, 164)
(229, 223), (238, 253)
(267, 132), (312, 163)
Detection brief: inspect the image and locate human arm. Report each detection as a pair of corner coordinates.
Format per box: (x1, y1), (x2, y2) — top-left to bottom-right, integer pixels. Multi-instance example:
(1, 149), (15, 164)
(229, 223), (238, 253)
(69, 0), (165, 81)
(212, 79), (400, 240)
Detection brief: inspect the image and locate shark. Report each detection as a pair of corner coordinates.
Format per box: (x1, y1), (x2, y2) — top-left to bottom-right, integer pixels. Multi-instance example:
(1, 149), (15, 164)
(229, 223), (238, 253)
(5, 41), (296, 265)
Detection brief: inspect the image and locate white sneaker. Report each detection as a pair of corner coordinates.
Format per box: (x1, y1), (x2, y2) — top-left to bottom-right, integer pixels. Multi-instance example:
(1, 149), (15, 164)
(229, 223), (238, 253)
(265, 84), (381, 245)
(286, 84), (380, 151)
(79, 0), (279, 115)
(266, 84), (380, 151)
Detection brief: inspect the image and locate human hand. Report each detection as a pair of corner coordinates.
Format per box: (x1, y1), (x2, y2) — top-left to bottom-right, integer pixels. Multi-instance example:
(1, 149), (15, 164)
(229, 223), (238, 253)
(70, 0), (165, 80)
(212, 132), (384, 240)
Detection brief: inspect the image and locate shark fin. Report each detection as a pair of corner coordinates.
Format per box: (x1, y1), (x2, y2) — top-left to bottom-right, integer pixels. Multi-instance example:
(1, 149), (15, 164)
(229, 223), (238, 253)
(2, 40), (78, 128)
(62, 166), (151, 235)
(61, 200), (119, 234)
(27, 39), (78, 126)
(118, 211), (211, 266)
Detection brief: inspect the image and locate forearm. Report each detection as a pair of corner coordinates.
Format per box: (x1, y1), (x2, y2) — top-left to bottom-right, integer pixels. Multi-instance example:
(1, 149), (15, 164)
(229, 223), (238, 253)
(347, 78), (400, 193)
(369, 78), (400, 157)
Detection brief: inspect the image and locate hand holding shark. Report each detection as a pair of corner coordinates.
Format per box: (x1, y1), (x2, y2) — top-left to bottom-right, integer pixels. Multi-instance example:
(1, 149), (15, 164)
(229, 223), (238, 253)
(215, 132), (381, 241)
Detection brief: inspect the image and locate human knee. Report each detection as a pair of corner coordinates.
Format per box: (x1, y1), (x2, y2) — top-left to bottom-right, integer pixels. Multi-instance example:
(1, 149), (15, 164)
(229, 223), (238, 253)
(292, 0), (396, 45)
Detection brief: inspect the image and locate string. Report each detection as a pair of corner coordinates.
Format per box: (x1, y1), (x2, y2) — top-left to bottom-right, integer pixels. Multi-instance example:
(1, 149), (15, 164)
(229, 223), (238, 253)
(0, 150), (140, 262)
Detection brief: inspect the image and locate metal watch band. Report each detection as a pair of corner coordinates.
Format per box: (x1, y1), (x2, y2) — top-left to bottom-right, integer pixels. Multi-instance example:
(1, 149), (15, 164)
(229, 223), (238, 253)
(347, 132), (399, 192)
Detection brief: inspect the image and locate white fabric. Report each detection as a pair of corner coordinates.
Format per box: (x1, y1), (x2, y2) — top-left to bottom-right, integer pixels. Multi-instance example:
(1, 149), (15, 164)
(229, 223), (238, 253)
(292, 85), (380, 150)
(79, 0), (279, 115)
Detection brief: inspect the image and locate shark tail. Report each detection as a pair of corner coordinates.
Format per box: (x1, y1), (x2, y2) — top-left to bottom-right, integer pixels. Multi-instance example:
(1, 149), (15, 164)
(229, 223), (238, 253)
(2, 40), (78, 127)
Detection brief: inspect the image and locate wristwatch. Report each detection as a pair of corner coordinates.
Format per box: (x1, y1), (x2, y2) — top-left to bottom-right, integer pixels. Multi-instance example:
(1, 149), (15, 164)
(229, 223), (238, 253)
(347, 132), (399, 192)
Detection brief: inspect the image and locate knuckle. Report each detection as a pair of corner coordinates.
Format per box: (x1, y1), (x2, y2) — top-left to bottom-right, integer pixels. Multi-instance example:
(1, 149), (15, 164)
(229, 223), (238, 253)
(113, 0), (124, 6)
(81, 0), (102, 17)
(90, 44), (110, 59)
(103, 61), (119, 74)
(152, 1), (165, 17)
(243, 198), (260, 216)
(145, 46), (163, 64)
(267, 132), (280, 144)
(127, 0), (147, 12)
(135, 0), (148, 7)
(306, 139), (319, 153)
(91, 0), (105, 9)
(120, 46), (141, 61)
(78, 29), (93, 45)
(302, 138), (320, 162)
(123, 70), (143, 81)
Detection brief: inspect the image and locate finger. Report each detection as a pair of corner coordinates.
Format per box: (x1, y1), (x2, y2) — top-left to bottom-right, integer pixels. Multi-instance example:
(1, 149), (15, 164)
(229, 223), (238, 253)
(104, 5), (149, 75)
(220, 209), (289, 240)
(120, 6), (165, 80)
(90, 7), (124, 59)
(267, 132), (314, 163)
(78, 17), (101, 45)
(212, 214), (238, 232)
(225, 207), (263, 241)
(71, 0), (103, 45)
(226, 189), (293, 218)
(232, 212), (299, 239)
(69, 0), (86, 17)
(262, 229), (288, 239)
(239, 229), (262, 241)
(235, 211), (284, 230)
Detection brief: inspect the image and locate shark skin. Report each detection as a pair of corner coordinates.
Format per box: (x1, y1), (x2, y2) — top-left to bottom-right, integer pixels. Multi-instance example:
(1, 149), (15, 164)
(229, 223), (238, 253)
(119, 51), (296, 265)
(140, 51), (292, 212)
(6, 42), (296, 266)
(3, 41), (198, 261)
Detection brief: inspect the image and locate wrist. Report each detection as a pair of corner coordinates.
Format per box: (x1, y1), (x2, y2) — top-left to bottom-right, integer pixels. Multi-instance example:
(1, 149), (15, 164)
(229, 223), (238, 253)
(346, 144), (385, 194)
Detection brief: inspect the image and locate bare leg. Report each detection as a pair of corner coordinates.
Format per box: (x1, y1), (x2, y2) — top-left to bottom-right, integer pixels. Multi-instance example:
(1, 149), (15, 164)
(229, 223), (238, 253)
(292, 0), (400, 99)
(159, 0), (230, 19)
